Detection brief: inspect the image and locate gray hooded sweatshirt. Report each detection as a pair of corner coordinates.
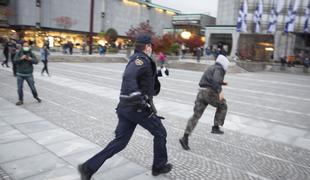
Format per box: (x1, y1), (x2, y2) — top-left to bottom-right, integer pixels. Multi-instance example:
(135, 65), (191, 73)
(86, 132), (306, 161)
(199, 55), (229, 93)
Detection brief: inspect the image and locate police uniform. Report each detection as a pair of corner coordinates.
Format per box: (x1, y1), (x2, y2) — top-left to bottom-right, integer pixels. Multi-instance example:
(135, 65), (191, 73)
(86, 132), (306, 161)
(79, 35), (171, 179)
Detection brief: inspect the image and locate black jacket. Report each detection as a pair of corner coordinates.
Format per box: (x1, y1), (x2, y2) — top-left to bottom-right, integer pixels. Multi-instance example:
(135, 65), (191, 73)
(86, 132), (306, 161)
(199, 63), (225, 93)
(120, 50), (160, 99)
(14, 50), (38, 75)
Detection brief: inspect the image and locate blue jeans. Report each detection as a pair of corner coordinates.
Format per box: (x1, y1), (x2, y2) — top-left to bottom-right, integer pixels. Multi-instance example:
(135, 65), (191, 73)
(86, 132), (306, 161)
(17, 75), (38, 101)
(84, 105), (168, 173)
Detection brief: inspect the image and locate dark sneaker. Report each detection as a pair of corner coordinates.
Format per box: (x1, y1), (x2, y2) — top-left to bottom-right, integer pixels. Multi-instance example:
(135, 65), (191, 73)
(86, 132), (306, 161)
(211, 126), (224, 134)
(179, 137), (190, 150)
(15, 101), (23, 106)
(152, 163), (173, 176)
(36, 97), (42, 103)
(78, 164), (93, 180)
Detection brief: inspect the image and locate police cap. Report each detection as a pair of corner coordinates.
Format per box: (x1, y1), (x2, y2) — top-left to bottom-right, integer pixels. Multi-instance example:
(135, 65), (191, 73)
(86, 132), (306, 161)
(135, 34), (152, 45)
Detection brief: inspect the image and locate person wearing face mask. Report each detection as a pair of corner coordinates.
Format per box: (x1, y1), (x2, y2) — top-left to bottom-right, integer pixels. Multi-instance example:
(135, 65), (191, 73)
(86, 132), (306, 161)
(78, 34), (172, 180)
(179, 55), (229, 151)
(13, 41), (41, 105)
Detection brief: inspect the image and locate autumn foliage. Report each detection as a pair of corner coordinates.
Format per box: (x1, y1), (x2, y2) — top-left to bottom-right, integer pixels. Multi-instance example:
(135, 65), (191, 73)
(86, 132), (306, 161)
(152, 34), (175, 54)
(126, 21), (156, 40)
(177, 34), (204, 51)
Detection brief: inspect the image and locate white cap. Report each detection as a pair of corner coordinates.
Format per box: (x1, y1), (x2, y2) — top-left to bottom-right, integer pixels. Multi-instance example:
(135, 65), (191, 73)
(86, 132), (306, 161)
(216, 55), (229, 71)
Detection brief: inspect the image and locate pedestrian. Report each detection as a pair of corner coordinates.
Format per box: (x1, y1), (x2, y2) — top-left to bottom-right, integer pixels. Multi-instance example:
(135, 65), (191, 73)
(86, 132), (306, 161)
(82, 42), (87, 55)
(78, 34), (172, 180)
(14, 41), (41, 106)
(8, 39), (17, 76)
(40, 45), (50, 76)
(179, 55), (229, 150)
(68, 41), (73, 55)
(1, 39), (10, 67)
(158, 52), (166, 66)
(196, 47), (202, 63)
(181, 43), (186, 59)
(98, 44), (105, 56)
(303, 53), (309, 73)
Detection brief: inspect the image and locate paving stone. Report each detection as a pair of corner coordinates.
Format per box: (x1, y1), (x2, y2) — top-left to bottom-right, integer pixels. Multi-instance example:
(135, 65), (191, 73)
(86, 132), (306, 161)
(28, 128), (79, 146)
(1, 62), (310, 180)
(128, 172), (169, 180)
(265, 132), (296, 145)
(238, 126), (271, 138)
(293, 137), (310, 151)
(14, 120), (58, 134)
(46, 138), (99, 157)
(63, 147), (103, 167)
(0, 126), (27, 144)
(271, 125), (308, 137)
(0, 120), (7, 127)
(93, 162), (146, 180)
(22, 165), (79, 180)
(1, 152), (66, 180)
(0, 109), (31, 118)
(2, 114), (44, 125)
(97, 155), (131, 173)
(0, 139), (46, 163)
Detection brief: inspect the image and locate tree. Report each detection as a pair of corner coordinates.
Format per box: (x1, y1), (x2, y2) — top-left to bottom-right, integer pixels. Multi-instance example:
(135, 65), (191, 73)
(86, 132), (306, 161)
(53, 16), (77, 29)
(126, 21), (156, 41)
(105, 28), (118, 45)
(180, 34), (204, 51)
(152, 34), (174, 54)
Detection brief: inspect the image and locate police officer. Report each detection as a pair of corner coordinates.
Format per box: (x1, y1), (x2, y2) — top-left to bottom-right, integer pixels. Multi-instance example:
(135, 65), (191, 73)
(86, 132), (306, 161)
(179, 55), (229, 150)
(78, 34), (172, 180)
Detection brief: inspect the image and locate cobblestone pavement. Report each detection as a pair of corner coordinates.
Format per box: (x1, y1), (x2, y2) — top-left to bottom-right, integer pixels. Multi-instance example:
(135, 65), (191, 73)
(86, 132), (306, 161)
(0, 167), (10, 180)
(0, 62), (310, 180)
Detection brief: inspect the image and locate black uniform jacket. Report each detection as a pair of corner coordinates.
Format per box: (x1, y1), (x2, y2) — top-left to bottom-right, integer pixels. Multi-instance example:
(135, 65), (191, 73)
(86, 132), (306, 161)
(120, 50), (160, 99)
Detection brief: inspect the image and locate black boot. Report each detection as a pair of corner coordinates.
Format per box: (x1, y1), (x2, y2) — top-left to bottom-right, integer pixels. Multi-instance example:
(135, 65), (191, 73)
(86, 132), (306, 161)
(78, 164), (93, 180)
(152, 163), (173, 176)
(179, 133), (190, 150)
(35, 97), (42, 103)
(15, 101), (23, 106)
(211, 125), (224, 134)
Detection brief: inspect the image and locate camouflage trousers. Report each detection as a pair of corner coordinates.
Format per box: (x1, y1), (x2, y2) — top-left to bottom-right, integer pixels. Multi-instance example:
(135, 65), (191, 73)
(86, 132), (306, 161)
(185, 88), (227, 135)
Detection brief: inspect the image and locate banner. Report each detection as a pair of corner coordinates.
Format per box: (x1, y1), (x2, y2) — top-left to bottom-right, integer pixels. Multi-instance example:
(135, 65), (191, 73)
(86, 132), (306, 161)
(304, 0), (310, 32)
(267, 0), (285, 33)
(284, 0), (301, 33)
(253, 0), (263, 33)
(236, 0), (248, 32)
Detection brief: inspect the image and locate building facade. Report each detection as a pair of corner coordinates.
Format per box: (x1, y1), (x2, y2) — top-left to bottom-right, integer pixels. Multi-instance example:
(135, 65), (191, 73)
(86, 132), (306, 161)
(166, 14), (216, 36)
(0, 0), (180, 48)
(206, 0), (310, 61)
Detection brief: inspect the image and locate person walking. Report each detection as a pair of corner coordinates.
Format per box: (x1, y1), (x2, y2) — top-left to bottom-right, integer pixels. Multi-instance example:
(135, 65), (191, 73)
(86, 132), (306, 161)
(68, 41), (73, 55)
(14, 41), (41, 105)
(158, 52), (166, 66)
(179, 55), (229, 150)
(40, 45), (50, 76)
(1, 40), (10, 67)
(8, 39), (17, 76)
(196, 47), (202, 63)
(78, 34), (172, 180)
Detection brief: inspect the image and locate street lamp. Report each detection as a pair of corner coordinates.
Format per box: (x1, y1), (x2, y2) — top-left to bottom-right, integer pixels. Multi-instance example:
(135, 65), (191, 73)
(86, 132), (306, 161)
(181, 31), (191, 40)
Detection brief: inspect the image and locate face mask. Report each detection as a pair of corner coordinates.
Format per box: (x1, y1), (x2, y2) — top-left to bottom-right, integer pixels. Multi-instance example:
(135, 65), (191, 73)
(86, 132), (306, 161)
(23, 47), (30, 51)
(145, 45), (152, 57)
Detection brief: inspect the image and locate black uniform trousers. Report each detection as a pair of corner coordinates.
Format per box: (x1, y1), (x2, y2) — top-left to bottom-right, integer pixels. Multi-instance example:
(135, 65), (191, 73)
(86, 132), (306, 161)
(84, 105), (168, 174)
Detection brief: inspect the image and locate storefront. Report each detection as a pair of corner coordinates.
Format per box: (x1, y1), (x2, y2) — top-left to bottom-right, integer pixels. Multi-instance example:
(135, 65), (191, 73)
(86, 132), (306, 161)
(0, 26), (129, 52)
